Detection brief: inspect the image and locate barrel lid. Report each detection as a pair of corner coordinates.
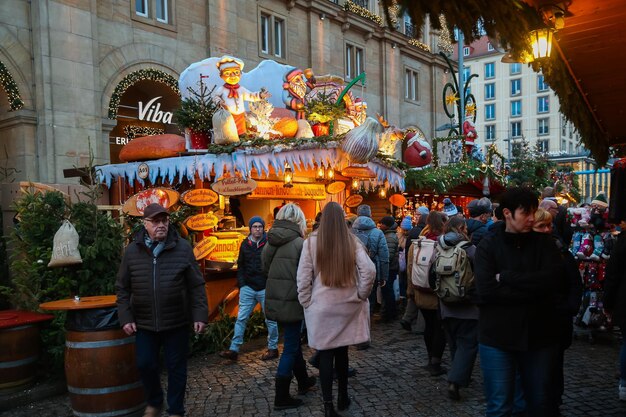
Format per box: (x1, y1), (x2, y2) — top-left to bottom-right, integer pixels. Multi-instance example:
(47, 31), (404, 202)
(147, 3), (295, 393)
(39, 295), (117, 311)
(0, 310), (54, 329)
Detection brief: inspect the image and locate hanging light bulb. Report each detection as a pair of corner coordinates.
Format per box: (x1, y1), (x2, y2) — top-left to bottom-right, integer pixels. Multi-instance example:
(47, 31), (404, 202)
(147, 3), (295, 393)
(326, 167), (335, 181)
(316, 164), (325, 182)
(378, 187), (387, 199)
(351, 178), (360, 190)
(283, 163), (293, 188)
(529, 28), (554, 59)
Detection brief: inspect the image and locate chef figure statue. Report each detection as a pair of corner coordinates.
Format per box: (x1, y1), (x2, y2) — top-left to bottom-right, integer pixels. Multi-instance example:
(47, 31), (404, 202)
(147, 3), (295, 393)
(214, 55), (271, 135)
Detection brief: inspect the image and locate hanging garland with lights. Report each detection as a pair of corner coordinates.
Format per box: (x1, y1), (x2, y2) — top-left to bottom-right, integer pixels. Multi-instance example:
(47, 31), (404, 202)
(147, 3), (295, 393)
(107, 68), (180, 119)
(0, 60), (24, 111)
(344, 0), (384, 26)
(407, 38), (431, 52)
(404, 159), (506, 194)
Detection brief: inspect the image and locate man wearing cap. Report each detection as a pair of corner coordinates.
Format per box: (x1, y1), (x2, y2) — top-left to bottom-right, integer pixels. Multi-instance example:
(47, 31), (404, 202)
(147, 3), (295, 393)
(219, 216), (279, 361)
(466, 198), (492, 246)
(352, 204), (389, 323)
(379, 216), (399, 322)
(116, 203), (208, 417)
(214, 55), (271, 135)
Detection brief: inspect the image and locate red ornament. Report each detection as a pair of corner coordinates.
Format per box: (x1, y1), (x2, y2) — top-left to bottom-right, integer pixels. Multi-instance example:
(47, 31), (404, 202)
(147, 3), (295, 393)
(403, 131), (432, 167)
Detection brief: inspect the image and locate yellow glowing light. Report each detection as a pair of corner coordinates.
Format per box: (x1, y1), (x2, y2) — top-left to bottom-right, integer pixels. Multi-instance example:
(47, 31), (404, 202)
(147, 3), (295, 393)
(530, 28), (554, 59)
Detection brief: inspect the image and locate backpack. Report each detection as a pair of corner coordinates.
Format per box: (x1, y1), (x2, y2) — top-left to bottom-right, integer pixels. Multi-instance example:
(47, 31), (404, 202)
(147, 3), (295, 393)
(433, 241), (474, 303)
(410, 237), (437, 291)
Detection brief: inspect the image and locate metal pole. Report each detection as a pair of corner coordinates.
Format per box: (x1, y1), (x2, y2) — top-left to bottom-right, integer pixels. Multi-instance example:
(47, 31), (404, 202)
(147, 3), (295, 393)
(457, 30), (464, 128)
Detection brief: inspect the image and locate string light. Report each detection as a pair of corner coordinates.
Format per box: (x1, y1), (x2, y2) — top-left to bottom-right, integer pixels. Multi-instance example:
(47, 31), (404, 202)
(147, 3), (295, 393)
(436, 15), (454, 55)
(408, 38), (431, 52)
(343, 0), (384, 26)
(123, 125), (164, 139)
(0, 60), (24, 111)
(108, 68), (180, 119)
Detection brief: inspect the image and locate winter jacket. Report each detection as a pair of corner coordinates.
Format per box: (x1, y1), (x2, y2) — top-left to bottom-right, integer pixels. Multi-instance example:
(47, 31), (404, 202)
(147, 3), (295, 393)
(352, 216), (389, 282)
(604, 232), (626, 327)
(383, 226), (400, 272)
(262, 220), (304, 323)
(474, 222), (565, 351)
(466, 218), (488, 246)
(237, 233), (268, 290)
(554, 238), (583, 347)
(297, 232), (376, 350)
(116, 227), (208, 332)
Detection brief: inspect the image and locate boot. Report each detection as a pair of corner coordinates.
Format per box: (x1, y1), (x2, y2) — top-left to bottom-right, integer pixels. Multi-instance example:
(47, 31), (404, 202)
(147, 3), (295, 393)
(590, 234), (603, 261)
(293, 361), (316, 394)
(324, 401), (340, 417)
(274, 376), (303, 410)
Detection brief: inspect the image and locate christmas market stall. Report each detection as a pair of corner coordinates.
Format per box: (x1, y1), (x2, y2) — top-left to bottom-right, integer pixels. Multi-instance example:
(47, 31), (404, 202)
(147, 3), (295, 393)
(97, 55), (405, 322)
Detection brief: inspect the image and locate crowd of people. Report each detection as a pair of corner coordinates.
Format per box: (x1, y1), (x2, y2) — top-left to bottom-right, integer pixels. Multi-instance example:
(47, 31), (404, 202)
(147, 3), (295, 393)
(115, 185), (626, 417)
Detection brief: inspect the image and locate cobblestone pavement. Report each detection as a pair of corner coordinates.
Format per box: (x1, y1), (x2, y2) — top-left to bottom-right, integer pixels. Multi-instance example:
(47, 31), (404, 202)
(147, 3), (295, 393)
(3, 320), (624, 417)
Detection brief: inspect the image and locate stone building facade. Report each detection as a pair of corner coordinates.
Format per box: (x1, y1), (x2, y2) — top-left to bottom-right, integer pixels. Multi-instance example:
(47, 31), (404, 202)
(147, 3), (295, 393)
(0, 0), (452, 185)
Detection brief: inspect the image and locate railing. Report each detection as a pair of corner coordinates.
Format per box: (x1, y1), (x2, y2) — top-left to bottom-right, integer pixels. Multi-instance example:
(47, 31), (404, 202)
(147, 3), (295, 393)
(352, 0), (369, 8)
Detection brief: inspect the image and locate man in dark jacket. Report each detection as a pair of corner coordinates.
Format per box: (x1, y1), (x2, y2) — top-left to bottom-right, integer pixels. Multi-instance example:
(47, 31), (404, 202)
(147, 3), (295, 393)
(219, 216), (279, 361)
(116, 203), (208, 417)
(474, 188), (564, 417)
(379, 216), (399, 322)
(466, 198), (491, 246)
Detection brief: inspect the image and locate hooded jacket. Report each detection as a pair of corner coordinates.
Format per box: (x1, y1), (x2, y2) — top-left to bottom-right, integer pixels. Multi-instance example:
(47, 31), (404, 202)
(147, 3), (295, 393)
(237, 233), (268, 290)
(262, 220), (304, 323)
(352, 216), (389, 282)
(383, 224), (400, 272)
(466, 218), (488, 246)
(116, 226), (208, 332)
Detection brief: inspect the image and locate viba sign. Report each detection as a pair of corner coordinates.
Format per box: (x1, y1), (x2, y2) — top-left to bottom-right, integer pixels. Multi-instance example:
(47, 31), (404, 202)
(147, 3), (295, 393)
(138, 96), (174, 124)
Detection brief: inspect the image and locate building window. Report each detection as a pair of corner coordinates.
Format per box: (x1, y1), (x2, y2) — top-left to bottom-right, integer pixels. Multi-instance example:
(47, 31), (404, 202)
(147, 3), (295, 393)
(510, 63), (521, 75)
(485, 104), (495, 121)
(155, 0), (168, 22)
(405, 68), (418, 101)
(537, 139), (549, 153)
(486, 124), (496, 141)
(510, 79), (521, 96)
(260, 13), (285, 59)
(485, 83), (495, 100)
(484, 62), (495, 79)
(352, 0), (369, 8)
(135, 0), (148, 17)
(346, 43), (364, 80)
(463, 46), (470, 56)
(538, 74), (549, 92)
(487, 42), (494, 51)
(511, 100), (522, 117)
(462, 66), (470, 83)
(511, 121), (522, 137)
(403, 13), (416, 37)
(538, 96), (549, 113)
(538, 118), (549, 135)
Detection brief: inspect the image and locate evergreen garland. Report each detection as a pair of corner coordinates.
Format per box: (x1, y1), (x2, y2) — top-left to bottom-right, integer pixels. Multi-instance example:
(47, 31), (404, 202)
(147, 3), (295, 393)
(0, 60), (24, 111)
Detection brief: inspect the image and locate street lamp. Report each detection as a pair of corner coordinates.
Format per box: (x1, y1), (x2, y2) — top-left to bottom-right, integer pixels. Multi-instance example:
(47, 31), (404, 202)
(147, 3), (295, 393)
(529, 28), (555, 59)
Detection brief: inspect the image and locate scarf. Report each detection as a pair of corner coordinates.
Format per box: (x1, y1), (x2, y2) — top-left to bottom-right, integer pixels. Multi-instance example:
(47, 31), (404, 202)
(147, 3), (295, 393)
(223, 83), (240, 99)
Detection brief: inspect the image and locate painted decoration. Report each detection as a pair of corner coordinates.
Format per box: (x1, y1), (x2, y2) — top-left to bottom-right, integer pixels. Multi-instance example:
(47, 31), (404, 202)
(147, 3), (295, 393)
(389, 194), (407, 207)
(211, 177), (258, 196)
(137, 163), (149, 179)
(181, 189), (219, 206)
(326, 181), (346, 195)
(341, 165), (376, 178)
(403, 131), (433, 168)
(122, 188), (179, 216)
(193, 236), (218, 260)
(345, 194), (364, 208)
(184, 213), (219, 231)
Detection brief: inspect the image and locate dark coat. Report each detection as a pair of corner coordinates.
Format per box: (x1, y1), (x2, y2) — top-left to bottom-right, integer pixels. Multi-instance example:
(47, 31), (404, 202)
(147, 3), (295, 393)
(383, 226), (400, 272)
(466, 218), (488, 246)
(474, 222), (565, 351)
(352, 216), (389, 282)
(262, 220), (304, 323)
(116, 227), (208, 332)
(237, 234), (268, 290)
(604, 232), (626, 327)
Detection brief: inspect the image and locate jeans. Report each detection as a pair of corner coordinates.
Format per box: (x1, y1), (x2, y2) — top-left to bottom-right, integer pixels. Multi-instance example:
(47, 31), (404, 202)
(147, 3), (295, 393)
(135, 326), (189, 416)
(229, 285), (278, 352)
(276, 321), (305, 378)
(479, 343), (559, 417)
(319, 346), (349, 402)
(421, 308), (446, 362)
(443, 318), (478, 387)
(380, 270), (398, 320)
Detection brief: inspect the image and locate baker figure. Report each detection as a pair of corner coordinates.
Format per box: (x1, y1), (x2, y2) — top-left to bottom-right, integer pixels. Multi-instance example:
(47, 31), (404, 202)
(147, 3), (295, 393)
(214, 55), (271, 135)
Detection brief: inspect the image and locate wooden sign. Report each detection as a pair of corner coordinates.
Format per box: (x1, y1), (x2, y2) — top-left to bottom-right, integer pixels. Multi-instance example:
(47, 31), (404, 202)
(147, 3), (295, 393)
(326, 181), (346, 195)
(193, 236), (218, 260)
(181, 189), (219, 206)
(122, 187), (179, 216)
(341, 166), (376, 178)
(207, 238), (243, 262)
(345, 194), (363, 208)
(247, 181), (326, 200)
(184, 213), (219, 231)
(211, 177), (257, 196)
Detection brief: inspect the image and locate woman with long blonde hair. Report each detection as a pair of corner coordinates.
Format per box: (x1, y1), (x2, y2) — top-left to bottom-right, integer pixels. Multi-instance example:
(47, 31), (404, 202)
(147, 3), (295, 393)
(297, 202), (376, 416)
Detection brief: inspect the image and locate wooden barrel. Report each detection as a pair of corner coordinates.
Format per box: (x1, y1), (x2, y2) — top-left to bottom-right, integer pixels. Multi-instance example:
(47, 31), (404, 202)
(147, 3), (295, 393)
(0, 323), (40, 392)
(65, 329), (145, 416)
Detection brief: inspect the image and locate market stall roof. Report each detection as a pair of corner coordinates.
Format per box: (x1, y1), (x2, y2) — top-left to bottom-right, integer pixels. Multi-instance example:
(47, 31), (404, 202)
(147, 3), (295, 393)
(384, 0), (626, 166)
(97, 143), (405, 191)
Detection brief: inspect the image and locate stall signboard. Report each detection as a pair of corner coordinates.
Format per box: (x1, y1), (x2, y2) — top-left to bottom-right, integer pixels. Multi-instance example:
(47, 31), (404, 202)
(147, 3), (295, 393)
(181, 189), (219, 206)
(193, 236), (218, 260)
(211, 177), (257, 196)
(247, 181), (326, 200)
(185, 213), (219, 231)
(207, 238), (243, 262)
(122, 187), (179, 216)
(345, 194), (364, 208)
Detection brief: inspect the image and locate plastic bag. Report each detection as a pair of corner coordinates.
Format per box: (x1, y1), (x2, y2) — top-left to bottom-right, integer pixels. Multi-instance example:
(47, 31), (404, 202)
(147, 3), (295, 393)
(212, 108), (239, 144)
(48, 220), (82, 267)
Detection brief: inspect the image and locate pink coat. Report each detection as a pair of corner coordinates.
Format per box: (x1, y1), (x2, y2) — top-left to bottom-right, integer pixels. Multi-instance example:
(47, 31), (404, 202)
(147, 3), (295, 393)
(297, 233), (376, 350)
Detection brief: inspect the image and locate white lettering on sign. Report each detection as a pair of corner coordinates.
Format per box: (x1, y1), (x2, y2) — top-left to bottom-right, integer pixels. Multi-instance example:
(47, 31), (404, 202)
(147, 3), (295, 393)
(114, 136), (130, 145)
(138, 96), (174, 124)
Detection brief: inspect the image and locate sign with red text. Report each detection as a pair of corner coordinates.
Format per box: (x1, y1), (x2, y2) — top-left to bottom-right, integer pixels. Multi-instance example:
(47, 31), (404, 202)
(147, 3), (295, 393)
(211, 177), (257, 196)
(247, 181), (326, 200)
(181, 189), (219, 206)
